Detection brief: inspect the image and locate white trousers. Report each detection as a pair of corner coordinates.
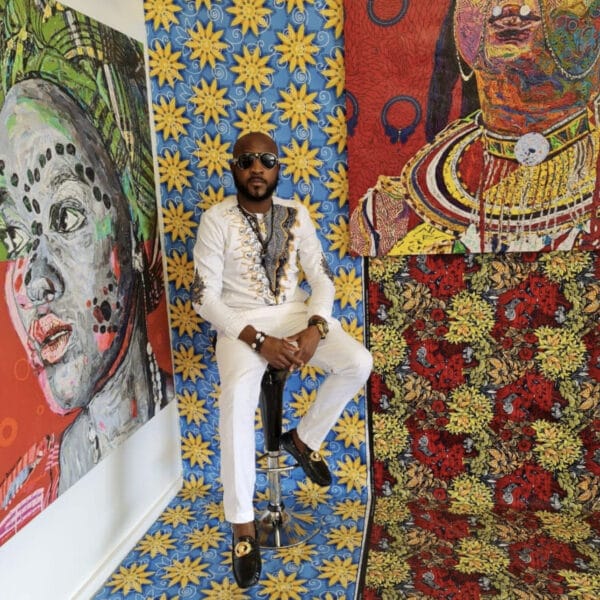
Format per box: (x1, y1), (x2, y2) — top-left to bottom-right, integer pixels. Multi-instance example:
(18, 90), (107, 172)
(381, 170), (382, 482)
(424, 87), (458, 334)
(214, 302), (373, 524)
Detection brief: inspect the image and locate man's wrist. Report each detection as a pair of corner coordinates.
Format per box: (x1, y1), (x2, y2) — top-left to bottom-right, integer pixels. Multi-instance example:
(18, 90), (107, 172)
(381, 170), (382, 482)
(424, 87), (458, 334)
(249, 330), (266, 353)
(308, 315), (328, 339)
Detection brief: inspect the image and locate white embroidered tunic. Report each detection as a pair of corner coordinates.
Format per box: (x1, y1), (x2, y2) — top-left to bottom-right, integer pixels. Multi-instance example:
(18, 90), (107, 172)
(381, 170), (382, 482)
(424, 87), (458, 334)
(192, 195), (335, 339)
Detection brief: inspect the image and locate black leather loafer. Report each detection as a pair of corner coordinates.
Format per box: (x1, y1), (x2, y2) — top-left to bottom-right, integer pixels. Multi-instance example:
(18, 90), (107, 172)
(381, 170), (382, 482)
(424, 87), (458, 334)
(232, 530), (261, 589)
(281, 428), (332, 486)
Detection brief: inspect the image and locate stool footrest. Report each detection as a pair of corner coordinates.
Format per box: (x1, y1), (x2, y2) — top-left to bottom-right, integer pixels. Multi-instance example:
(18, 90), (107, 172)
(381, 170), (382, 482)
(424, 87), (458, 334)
(255, 501), (320, 548)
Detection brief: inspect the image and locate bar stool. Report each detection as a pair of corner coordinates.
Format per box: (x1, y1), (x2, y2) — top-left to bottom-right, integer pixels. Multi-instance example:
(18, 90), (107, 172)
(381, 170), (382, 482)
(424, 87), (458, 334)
(255, 365), (320, 548)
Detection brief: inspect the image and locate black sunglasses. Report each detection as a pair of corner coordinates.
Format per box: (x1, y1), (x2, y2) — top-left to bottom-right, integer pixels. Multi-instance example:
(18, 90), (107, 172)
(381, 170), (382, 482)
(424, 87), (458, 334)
(232, 152), (279, 170)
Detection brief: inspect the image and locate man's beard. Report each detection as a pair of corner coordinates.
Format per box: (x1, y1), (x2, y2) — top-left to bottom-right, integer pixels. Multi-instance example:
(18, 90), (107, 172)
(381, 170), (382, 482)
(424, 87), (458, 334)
(233, 170), (279, 203)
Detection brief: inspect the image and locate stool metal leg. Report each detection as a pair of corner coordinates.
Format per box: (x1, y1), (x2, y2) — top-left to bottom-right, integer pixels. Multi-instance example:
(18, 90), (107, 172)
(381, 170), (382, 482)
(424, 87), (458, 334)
(256, 367), (320, 548)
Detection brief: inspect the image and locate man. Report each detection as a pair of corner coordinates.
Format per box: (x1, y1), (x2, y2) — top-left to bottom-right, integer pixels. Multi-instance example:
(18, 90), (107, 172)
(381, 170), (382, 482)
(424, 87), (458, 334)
(192, 131), (372, 589)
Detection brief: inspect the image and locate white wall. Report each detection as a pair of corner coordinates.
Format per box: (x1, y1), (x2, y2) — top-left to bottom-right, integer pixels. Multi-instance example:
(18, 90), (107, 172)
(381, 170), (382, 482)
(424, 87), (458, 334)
(0, 2), (182, 599)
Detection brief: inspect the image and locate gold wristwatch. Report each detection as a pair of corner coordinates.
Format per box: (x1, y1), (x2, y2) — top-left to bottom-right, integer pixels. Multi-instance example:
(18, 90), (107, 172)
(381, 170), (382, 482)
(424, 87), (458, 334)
(308, 316), (329, 339)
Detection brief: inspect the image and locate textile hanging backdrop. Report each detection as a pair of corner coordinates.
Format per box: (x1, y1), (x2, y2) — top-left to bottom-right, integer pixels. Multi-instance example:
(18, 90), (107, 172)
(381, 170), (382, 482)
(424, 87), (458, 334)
(346, 1), (600, 256)
(99, 0), (372, 598)
(0, 0), (173, 547)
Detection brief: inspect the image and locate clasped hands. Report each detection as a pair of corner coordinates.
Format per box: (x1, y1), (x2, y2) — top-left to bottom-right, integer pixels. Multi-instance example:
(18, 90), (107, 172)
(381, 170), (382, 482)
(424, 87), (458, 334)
(260, 326), (320, 371)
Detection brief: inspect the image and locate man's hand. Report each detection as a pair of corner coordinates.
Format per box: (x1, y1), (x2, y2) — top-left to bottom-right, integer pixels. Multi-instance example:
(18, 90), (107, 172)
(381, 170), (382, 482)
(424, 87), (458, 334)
(284, 326), (321, 366)
(260, 336), (304, 371)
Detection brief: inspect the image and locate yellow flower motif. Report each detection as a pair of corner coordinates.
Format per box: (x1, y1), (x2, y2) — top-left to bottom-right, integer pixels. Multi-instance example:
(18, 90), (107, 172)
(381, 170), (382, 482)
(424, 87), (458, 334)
(536, 511), (592, 543)
(325, 163), (348, 206)
(326, 524), (362, 551)
(326, 217), (349, 258)
(532, 420), (583, 471)
(181, 432), (215, 468)
(190, 79), (231, 125)
(277, 83), (320, 130)
(148, 41), (185, 87)
(365, 550), (410, 589)
(341, 318), (365, 348)
(334, 267), (363, 309)
(294, 477), (331, 509)
(157, 150), (193, 193)
(297, 363), (325, 380)
(160, 505), (195, 527)
(201, 577), (247, 598)
(322, 0), (344, 38)
(107, 563), (154, 595)
(558, 571), (600, 597)
(153, 96), (190, 142)
(334, 498), (365, 520)
(280, 0), (315, 11)
(185, 524), (224, 552)
(146, 593), (178, 600)
(204, 501), (225, 521)
(193, 133), (232, 177)
(318, 555), (358, 587)
(144, 0), (181, 32)
(335, 455), (367, 493)
(333, 411), (365, 450)
(294, 192), (323, 228)
(541, 251), (591, 283)
(170, 298), (201, 337)
(275, 23), (318, 73)
(535, 326), (586, 380)
(374, 495), (410, 526)
(445, 291), (495, 344)
(185, 20), (227, 69)
(455, 538), (510, 576)
(162, 200), (196, 241)
(179, 474), (211, 501)
(275, 543), (316, 567)
(161, 555), (209, 588)
(234, 101), (276, 136)
(166, 249), (194, 290)
(280, 137), (322, 184)
(226, 0), (271, 35)
(446, 385), (493, 435)
(290, 386), (316, 418)
(449, 474), (494, 515)
(369, 325), (408, 374)
(173, 344), (207, 381)
(372, 413), (409, 461)
(178, 389), (209, 425)
(198, 185), (226, 211)
(323, 107), (347, 152)
(261, 570), (308, 599)
(322, 48), (345, 97)
(136, 531), (176, 558)
(231, 45), (274, 93)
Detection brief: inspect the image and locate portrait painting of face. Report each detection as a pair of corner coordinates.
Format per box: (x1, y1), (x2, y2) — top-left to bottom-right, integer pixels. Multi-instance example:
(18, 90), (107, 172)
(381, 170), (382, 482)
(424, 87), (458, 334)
(0, 80), (136, 413)
(0, 0), (173, 547)
(346, 0), (600, 255)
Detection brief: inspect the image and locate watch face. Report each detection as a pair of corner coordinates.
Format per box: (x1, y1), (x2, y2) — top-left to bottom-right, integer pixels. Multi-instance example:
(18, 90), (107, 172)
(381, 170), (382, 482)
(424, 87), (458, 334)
(317, 321), (328, 338)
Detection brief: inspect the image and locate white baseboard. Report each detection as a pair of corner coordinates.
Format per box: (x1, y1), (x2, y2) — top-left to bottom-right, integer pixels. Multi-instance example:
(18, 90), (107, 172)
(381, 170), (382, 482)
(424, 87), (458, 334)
(72, 474), (182, 600)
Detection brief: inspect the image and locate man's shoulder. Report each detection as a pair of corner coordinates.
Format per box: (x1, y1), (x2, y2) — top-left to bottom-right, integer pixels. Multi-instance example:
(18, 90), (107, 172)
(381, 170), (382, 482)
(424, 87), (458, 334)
(273, 196), (307, 217)
(202, 195), (237, 217)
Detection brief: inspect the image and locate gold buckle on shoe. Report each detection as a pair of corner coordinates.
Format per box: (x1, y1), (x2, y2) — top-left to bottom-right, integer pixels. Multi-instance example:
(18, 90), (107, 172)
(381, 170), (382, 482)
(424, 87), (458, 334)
(310, 450), (323, 462)
(234, 540), (253, 557)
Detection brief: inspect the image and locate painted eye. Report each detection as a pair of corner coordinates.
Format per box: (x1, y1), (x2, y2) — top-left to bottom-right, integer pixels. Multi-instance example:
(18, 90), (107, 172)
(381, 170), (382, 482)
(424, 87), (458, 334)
(0, 225), (30, 258)
(50, 204), (86, 233)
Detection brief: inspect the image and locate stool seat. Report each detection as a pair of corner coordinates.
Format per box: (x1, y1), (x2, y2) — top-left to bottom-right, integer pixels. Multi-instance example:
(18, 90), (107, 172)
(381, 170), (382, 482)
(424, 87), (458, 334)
(255, 366), (320, 548)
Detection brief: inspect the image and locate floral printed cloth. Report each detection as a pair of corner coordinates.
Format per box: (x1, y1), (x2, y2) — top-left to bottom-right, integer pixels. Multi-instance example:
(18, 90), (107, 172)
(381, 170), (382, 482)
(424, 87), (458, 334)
(365, 252), (600, 599)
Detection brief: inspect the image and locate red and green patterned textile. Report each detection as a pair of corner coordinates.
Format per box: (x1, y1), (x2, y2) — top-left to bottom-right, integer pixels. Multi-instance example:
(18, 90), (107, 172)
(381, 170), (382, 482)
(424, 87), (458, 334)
(365, 252), (600, 599)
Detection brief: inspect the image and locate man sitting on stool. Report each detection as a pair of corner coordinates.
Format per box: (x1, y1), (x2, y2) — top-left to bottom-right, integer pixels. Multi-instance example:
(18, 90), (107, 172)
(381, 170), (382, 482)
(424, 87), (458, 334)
(192, 131), (373, 589)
